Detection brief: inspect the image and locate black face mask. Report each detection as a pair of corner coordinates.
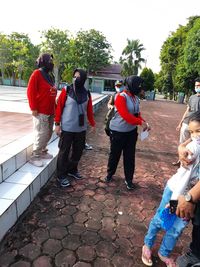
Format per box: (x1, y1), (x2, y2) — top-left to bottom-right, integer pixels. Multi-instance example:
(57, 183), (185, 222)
(73, 69), (87, 90)
(45, 62), (54, 72)
(74, 77), (82, 89)
(36, 53), (54, 72)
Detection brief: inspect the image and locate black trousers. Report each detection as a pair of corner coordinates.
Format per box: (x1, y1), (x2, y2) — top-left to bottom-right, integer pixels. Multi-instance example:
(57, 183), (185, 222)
(190, 202), (200, 258)
(56, 131), (86, 179)
(107, 129), (138, 183)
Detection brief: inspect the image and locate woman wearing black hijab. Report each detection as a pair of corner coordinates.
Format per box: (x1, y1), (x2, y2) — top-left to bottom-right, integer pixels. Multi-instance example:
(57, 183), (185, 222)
(54, 69), (95, 187)
(105, 75), (150, 190)
(27, 53), (57, 167)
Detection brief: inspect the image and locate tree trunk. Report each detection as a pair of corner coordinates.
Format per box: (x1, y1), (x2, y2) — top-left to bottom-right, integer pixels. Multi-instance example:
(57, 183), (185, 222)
(0, 67), (4, 84)
(54, 66), (59, 88)
(12, 71), (16, 86)
(18, 65), (23, 87)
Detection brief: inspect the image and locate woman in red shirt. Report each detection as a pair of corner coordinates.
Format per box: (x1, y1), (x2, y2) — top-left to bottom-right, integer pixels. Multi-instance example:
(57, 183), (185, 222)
(27, 53), (57, 167)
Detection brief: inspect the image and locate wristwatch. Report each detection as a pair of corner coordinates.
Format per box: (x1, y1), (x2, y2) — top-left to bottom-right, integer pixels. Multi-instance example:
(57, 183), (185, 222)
(184, 192), (195, 203)
(55, 122), (60, 126)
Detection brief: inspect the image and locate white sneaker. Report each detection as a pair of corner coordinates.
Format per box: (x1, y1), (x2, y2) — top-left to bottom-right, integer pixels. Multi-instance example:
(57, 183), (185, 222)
(29, 157), (44, 167)
(85, 143), (93, 150)
(40, 152), (53, 159)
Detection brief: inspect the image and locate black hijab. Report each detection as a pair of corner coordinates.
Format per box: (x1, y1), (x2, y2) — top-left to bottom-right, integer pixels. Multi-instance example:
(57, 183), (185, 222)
(36, 53), (55, 86)
(73, 68), (87, 89)
(72, 68), (88, 104)
(125, 75), (144, 96)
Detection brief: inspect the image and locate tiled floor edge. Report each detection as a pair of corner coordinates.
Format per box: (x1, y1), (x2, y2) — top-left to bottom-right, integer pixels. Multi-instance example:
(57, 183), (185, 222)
(0, 95), (108, 183)
(0, 164), (56, 242)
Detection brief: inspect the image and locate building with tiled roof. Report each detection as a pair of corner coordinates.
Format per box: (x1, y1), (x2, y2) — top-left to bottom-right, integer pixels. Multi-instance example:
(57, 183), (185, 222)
(88, 64), (123, 93)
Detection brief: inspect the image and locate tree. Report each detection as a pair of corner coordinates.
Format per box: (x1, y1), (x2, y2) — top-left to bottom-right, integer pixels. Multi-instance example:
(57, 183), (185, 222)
(154, 71), (165, 93)
(159, 16), (200, 99)
(41, 28), (71, 86)
(0, 33), (10, 82)
(0, 32), (39, 85)
(159, 31), (183, 99)
(184, 17), (200, 77)
(74, 29), (112, 73)
(140, 67), (155, 91)
(120, 39), (145, 76)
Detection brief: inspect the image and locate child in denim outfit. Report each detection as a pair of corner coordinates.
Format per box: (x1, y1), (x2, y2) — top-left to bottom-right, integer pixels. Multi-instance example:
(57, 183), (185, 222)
(142, 112), (200, 267)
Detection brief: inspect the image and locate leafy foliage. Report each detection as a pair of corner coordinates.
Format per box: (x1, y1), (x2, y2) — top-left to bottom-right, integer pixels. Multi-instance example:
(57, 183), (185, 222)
(158, 16), (200, 99)
(73, 29), (112, 72)
(140, 67), (155, 91)
(41, 28), (71, 85)
(184, 18), (200, 76)
(120, 39), (145, 76)
(0, 28), (113, 85)
(0, 32), (39, 85)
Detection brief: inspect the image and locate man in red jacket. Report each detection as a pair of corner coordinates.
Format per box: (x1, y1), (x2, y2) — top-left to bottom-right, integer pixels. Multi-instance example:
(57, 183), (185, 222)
(27, 53), (57, 167)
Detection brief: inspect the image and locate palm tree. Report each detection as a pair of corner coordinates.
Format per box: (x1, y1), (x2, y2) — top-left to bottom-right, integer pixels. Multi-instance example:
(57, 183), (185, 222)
(120, 39), (145, 76)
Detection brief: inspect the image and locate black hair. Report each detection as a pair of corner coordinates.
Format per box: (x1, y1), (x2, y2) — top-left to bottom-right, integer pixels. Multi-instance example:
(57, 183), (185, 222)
(189, 111), (200, 124)
(195, 77), (200, 83)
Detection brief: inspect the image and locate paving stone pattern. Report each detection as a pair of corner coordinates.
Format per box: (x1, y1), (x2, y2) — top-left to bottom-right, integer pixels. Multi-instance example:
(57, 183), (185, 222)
(0, 100), (191, 267)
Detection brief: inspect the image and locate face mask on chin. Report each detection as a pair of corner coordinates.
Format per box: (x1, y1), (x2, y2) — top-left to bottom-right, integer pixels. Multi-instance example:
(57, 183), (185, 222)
(195, 88), (200, 94)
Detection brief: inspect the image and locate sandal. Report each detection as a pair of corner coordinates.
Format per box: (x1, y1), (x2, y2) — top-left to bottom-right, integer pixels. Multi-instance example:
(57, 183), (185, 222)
(158, 252), (176, 267)
(142, 245), (153, 266)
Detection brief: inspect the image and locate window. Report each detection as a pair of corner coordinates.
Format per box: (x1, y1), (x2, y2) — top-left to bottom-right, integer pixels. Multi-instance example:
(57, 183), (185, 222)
(104, 80), (115, 92)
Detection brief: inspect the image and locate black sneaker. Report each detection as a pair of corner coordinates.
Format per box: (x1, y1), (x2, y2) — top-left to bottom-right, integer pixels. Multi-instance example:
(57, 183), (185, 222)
(104, 176), (112, 183)
(68, 172), (83, 180)
(125, 181), (135, 190)
(57, 178), (71, 187)
(176, 251), (200, 267)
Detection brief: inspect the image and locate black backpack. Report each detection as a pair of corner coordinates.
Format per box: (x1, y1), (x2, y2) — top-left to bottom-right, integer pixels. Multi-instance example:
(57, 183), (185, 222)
(104, 94), (116, 136)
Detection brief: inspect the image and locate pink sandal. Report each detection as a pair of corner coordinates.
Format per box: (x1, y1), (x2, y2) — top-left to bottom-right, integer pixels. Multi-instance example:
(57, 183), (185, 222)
(158, 252), (176, 267)
(142, 245), (153, 266)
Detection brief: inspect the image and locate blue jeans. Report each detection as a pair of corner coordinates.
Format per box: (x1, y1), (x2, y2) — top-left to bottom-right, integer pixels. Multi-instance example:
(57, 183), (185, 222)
(144, 186), (188, 257)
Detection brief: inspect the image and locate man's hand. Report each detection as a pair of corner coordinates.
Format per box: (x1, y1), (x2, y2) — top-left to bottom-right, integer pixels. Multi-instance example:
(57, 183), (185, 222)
(142, 122), (151, 132)
(178, 140), (193, 167)
(55, 125), (61, 136)
(176, 195), (195, 219)
(32, 110), (38, 117)
(108, 104), (114, 110)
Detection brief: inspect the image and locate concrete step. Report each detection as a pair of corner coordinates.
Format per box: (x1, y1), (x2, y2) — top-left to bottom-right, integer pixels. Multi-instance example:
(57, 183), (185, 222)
(0, 94), (108, 241)
(0, 139), (58, 241)
(0, 132), (57, 184)
(0, 94), (108, 184)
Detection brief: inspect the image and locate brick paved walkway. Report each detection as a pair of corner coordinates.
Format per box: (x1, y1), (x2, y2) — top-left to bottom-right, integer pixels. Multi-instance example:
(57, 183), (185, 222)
(0, 100), (190, 267)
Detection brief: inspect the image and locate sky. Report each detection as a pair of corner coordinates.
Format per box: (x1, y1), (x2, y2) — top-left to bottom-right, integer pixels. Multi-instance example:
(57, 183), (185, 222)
(0, 0), (199, 73)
